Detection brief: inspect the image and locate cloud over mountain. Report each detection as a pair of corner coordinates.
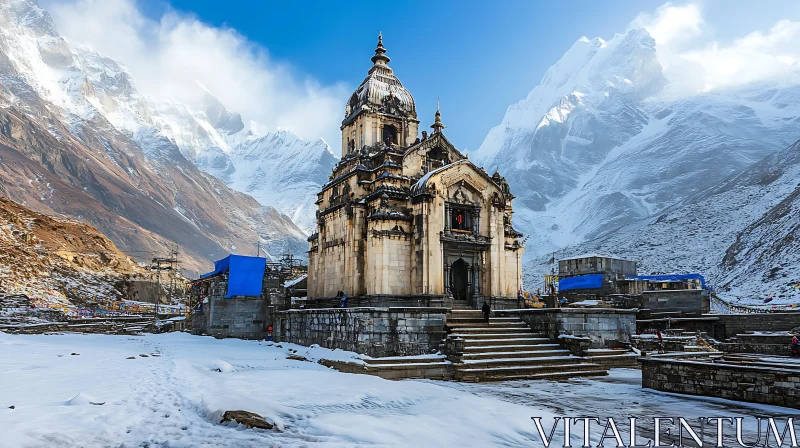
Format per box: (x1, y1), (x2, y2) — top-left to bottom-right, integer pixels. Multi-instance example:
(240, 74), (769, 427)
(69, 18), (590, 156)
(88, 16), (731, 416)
(44, 0), (347, 146)
(633, 3), (800, 93)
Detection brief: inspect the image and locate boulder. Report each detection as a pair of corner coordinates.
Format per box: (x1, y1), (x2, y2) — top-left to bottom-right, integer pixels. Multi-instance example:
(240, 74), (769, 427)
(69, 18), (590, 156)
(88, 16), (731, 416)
(220, 410), (274, 430)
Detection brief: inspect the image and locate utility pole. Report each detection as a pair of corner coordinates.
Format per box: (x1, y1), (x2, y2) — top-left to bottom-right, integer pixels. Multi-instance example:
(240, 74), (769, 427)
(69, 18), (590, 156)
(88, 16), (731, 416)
(256, 241), (261, 257)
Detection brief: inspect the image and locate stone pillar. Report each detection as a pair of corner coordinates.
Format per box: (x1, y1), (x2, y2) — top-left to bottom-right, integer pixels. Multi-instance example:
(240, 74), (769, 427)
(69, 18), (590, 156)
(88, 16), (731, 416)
(467, 265), (474, 296)
(444, 203), (451, 231)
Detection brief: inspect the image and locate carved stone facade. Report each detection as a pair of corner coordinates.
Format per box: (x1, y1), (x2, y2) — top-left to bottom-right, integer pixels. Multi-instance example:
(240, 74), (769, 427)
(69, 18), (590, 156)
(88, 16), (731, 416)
(307, 35), (524, 306)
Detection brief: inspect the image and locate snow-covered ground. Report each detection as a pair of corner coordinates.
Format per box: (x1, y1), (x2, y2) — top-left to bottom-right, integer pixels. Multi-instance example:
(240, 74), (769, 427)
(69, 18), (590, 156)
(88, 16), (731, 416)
(1, 332), (792, 447)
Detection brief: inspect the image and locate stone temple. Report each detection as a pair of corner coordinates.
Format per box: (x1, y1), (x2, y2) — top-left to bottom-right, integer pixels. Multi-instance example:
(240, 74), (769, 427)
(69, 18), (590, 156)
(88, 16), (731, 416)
(306, 34), (524, 308)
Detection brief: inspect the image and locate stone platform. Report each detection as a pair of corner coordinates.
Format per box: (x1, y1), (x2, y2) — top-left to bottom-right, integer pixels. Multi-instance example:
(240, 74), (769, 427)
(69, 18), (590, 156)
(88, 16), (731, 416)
(641, 355), (800, 409)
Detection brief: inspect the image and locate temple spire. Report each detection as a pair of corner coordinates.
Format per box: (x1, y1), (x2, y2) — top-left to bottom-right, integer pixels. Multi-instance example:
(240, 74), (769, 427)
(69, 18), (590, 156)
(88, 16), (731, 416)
(371, 32), (390, 66)
(431, 100), (445, 134)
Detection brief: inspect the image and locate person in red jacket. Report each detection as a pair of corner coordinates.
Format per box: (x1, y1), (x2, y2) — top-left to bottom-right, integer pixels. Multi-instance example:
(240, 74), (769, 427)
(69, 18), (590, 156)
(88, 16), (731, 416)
(792, 334), (799, 358)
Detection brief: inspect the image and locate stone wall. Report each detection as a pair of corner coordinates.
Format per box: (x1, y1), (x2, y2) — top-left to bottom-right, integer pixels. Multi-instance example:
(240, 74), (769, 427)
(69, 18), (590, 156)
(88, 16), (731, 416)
(715, 313), (800, 337)
(495, 308), (637, 348)
(718, 333), (794, 356)
(194, 296), (267, 339)
(641, 289), (709, 314)
(641, 358), (800, 408)
(275, 307), (446, 357)
(637, 312), (800, 341)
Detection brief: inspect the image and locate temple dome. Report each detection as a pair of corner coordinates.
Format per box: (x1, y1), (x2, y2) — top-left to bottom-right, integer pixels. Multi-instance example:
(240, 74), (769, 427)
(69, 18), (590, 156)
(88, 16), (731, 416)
(344, 34), (416, 124)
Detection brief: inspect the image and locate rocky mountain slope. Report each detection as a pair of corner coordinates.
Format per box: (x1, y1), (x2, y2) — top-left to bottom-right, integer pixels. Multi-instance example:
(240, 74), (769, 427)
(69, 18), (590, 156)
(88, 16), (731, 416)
(473, 28), (800, 258)
(0, 0), (310, 273)
(70, 42), (337, 234)
(0, 195), (143, 312)
(526, 139), (800, 306)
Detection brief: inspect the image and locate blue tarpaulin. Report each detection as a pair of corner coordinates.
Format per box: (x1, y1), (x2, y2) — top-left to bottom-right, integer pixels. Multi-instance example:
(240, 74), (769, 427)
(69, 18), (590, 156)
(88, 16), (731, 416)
(559, 274), (604, 291)
(629, 274), (707, 289)
(200, 255), (267, 298)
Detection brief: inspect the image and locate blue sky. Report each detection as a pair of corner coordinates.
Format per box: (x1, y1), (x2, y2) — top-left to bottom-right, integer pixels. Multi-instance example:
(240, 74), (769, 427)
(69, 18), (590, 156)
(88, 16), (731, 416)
(47, 0), (800, 152)
(134, 0), (800, 150)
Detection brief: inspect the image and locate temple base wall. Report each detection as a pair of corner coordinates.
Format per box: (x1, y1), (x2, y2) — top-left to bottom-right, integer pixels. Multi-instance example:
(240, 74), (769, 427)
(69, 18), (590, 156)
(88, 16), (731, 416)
(275, 307), (447, 357)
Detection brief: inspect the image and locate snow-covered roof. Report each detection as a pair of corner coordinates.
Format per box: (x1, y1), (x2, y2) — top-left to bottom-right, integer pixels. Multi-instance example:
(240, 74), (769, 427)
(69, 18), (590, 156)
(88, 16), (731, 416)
(559, 253), (636, 262)
(411, 159), (497, 197)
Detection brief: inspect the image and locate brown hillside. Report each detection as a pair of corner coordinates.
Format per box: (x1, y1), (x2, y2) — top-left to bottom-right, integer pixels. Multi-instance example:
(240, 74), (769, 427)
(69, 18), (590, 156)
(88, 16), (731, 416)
(0, 195), (145, 307)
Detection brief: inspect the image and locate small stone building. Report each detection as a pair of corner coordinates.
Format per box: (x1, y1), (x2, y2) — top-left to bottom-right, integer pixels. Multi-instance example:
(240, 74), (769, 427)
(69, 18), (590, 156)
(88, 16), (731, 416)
(190, 255), (286, 339)
(307, 34), (524, 308)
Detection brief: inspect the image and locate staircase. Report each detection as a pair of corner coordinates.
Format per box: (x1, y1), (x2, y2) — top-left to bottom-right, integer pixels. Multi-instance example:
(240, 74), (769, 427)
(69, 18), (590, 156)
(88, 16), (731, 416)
(447, 308), (608, 382)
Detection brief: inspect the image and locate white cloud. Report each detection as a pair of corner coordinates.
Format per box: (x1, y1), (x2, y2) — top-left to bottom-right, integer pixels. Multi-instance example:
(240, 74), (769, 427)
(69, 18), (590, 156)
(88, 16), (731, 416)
(633, 3), (800, 93)
(44, 0), (347, 146)
(632, 3), (704, 49)
(682, 20), (800, 90)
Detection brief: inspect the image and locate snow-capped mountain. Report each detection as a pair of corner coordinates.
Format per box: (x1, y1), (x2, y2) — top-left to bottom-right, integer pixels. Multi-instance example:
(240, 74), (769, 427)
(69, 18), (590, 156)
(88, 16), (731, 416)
(473, 27), (800, 305)
(0, 0), (311, 273)
(530, 139), (800, 306)
(474, 28), (800, 259)
(67, 43), (336, 234)
(220, 131), (336, 232)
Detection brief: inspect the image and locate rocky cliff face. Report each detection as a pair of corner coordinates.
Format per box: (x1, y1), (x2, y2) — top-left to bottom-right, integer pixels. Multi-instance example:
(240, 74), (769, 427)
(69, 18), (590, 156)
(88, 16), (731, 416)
(0, 195), (143, 309)
(0, 0), (309, 273)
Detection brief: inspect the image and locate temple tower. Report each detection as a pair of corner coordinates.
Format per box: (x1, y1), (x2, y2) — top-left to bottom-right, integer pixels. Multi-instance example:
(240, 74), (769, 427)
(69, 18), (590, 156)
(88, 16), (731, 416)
(340, 34), (420, 156)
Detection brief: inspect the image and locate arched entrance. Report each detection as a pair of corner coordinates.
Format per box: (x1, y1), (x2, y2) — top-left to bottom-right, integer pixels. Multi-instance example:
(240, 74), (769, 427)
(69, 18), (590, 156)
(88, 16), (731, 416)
(450, 258), (469, 303)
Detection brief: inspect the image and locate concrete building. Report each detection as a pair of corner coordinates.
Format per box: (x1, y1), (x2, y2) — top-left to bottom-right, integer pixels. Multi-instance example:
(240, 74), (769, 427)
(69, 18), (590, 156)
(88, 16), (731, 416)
(307, 35), (524, 308)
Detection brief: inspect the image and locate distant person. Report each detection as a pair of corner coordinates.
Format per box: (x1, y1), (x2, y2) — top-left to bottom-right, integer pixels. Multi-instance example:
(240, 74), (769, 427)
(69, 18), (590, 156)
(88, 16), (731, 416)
(792, 334), (799, 358)
(481, 301), (491, 324)
(340, 292), (348, 308)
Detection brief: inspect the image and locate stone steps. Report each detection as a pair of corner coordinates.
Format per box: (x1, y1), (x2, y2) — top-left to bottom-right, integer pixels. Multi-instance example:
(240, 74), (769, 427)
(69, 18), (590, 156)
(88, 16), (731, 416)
(461, 355), (589, 368)
(446, 310), (609, 382)
(448, 319), (523, 326)
(322, 357), (453, 381)
(448, 326), (532, 334)
(463, 343), (562, 352)
(484, 370), (609, 382)
(461, 337), (552, 346)
(457, 363), (607, 382)
(452, 331), (546, 339)
(448, 319), (529, 326)
(585, 348), (640, 368)
(363, 356), (447, 366)
(462, 349), (571, 360)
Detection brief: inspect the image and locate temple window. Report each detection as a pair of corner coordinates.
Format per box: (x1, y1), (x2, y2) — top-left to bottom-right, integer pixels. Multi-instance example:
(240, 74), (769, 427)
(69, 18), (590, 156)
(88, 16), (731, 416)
(451, 207), (472, 231)
(424, 147), (449, 172)
(382, 124), (398, 146)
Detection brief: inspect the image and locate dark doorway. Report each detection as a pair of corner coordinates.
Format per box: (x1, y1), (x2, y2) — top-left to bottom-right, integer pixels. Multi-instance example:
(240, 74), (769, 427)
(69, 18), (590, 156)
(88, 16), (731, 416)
(382, 124), (398, 145)
(451, 258), (469, 302)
